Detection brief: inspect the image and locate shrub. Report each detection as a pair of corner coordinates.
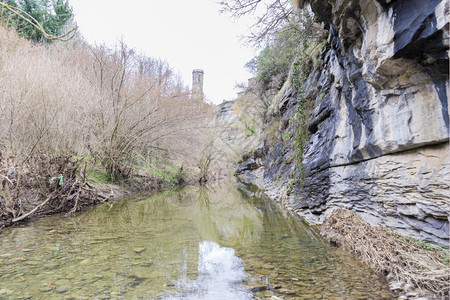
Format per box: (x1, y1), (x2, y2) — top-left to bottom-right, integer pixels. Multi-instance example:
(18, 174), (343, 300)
(0, 26), (215, 182)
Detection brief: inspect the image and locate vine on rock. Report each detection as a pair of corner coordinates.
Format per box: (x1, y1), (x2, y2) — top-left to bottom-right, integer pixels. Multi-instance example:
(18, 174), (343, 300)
(292, 39), (313, 186)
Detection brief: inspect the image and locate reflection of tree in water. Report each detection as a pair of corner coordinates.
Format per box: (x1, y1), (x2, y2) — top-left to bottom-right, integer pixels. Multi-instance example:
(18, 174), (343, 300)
(74, 191), (176, 230)
(197, 185), (210, 208)
(197, 184), (223, 207)
(175, 188), (195, 208)
(194, 185), (222, 243)
(172, 185), (219, 209)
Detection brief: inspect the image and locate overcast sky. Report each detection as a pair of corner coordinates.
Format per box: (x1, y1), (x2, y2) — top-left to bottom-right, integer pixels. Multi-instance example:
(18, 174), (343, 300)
(70, 0), (257, 104)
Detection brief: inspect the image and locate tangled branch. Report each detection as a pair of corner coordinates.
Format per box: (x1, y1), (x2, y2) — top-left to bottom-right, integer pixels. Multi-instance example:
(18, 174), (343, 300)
(0, 154), (108, 228)
(218, 0), (298, 47)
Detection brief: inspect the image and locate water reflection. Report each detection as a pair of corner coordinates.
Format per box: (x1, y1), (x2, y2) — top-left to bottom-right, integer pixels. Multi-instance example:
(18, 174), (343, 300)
(165, 241), (250, 300)
(0, 182), (393, 299)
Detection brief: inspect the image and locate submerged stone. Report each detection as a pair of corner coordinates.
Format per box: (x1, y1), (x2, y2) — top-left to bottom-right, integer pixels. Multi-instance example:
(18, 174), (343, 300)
(39, 286), (52, 292)
(56, 284), (72, 293)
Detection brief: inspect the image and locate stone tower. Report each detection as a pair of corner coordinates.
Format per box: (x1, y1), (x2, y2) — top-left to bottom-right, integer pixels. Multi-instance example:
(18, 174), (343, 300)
(192, 69), (204, 98)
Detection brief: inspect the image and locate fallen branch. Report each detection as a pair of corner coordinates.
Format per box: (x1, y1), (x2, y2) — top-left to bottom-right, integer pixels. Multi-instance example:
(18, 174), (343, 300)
(64, 191), (80, 217)
(0, 174), (13, 185)
(12, 195), (51, 222)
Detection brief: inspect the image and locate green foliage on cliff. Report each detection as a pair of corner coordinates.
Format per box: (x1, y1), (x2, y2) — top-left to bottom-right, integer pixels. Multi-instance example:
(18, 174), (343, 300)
(292, 41), (312, 183)
(246, 24), (302, 88)
(290, 10), (324, 183)
(246, 9), (317, 91)
(224, 2), (326, 188)
(244, 123), (256, 137)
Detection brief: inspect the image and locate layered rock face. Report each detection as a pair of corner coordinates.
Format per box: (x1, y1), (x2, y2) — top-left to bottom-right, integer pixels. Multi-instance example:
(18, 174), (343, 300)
(238, 0), (449, 245)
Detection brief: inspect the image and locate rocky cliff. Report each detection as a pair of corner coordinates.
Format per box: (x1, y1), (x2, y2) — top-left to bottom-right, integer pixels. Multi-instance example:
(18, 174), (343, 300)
(237, 0), (449, 246)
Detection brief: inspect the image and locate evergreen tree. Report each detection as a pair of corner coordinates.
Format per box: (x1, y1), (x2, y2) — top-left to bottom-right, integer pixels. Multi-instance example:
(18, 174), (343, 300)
(1, 0), (73, 42)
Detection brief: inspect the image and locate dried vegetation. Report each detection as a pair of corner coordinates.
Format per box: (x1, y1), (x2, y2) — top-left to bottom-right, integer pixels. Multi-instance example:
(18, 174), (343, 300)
(0, 26), (216, 226)
(320, 208), (450, 298)
(0, 154), (111, 228)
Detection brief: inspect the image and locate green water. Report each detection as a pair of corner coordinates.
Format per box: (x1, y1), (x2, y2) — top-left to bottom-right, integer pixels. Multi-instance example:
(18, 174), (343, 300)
(0, 182), (393, 299)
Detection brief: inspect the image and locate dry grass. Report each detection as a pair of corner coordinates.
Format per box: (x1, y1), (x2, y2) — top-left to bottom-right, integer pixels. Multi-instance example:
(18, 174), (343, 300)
(320, 208), (450, 298)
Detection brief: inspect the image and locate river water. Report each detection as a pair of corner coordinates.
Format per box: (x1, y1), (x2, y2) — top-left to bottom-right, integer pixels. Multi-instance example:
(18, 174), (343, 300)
(0, 182), (394, 299)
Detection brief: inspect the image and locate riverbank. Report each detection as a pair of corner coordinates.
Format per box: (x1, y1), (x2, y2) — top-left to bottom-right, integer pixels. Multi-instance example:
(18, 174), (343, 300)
(320, 208), (449, 299)
(237, 179), (450, 299)
(0, 153), (189, 230)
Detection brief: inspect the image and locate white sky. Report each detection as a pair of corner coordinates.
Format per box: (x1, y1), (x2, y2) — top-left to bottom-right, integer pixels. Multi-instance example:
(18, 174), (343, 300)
(69, 0), (257, 104)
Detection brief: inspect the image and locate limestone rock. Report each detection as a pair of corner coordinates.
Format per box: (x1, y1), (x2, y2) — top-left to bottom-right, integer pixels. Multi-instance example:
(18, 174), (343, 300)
(236, 0), (449, 246)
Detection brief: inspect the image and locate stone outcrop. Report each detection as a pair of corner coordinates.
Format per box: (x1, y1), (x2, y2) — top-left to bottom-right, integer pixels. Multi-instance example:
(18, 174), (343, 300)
(235, 145), (266, 194)
(236, 0), (449, 246)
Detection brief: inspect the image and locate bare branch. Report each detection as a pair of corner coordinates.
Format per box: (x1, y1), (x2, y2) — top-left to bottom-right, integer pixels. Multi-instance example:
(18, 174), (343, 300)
(218, 0), (296, 47)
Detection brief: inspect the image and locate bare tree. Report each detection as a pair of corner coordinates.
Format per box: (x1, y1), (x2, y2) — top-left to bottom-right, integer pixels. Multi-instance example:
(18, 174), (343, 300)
(84, 42), (215, 180)
(218, 0), (305, 47)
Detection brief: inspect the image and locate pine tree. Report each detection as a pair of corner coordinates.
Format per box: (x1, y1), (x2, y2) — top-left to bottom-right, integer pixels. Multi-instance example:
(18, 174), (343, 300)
(1, 0), (73, 42)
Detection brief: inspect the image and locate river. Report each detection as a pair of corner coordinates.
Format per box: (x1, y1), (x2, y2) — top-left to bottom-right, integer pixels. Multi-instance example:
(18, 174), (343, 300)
(0, 181), (393, 299)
